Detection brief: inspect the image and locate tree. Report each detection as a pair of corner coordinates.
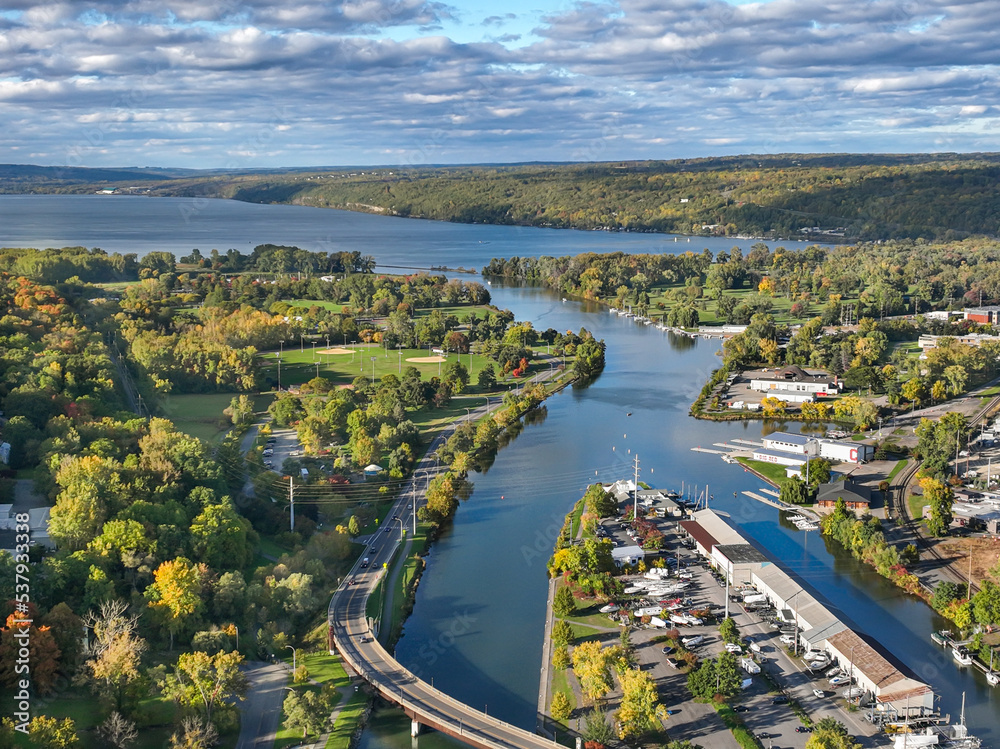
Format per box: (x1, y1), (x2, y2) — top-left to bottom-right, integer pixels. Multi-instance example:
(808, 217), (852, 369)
(719, 617), (739, 644)
(189, 500), (255, 571)
(780, 475), (809, 505)
(164, 650), (248, 724)
(714, 651), (742, 697)
(551, 619), (574, 648)
(96, 713), (138, 749)
(972, 580), (1000, 627)
(84, 600), (147, 713)
(553, 586), (576, 618)
(28, 716), (79, 749)
(550, 691), (572, 722)
(477, 365), (497, 389)
(806, 717), (861, 749)
(571, 640), (613, 701)
(552, 646), (570, 670)
(581, 708), (615, 746)
(168, 717), (218, 749)
(920, 477), (954, 537)
(616, 668), (667, 739)
(584, 484), (617, 517)
(283, 689), (333, 738)
(146, 558), (203, 649)
(686, 659), (717, 699)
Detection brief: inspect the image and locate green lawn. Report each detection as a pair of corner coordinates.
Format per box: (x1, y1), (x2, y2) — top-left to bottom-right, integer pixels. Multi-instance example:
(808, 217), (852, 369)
(549, 667), (575, 729)
(326, 691), (368, 749)
(286, 299), (347, 312)
(908, 493), (926, 521)
(568, 498), (586, 539)
(258, 535), (295, 561)
(159, 392), (236, 442)
(887, 459), (909, 481)
(735, 457), (789, 488)
(17, 693), (179, 749)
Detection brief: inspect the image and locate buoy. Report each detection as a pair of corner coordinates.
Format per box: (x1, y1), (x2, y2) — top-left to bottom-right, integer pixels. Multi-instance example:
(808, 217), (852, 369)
(627, 412), (632, 416)
(501, 495), (504, 499)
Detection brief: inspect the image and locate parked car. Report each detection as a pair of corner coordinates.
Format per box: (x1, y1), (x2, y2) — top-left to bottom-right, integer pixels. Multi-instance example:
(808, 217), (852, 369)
(813, 689), (826, 698)
(779, 634), (796, 645)
(733, 705), (749, 713)
(661, 646), (675, 655)
(772, 695), (789, 704)
(796, 726), (814, 733)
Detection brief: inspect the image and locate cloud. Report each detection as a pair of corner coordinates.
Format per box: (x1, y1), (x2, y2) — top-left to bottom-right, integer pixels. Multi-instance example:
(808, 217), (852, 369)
(2, 0), (1000, 166)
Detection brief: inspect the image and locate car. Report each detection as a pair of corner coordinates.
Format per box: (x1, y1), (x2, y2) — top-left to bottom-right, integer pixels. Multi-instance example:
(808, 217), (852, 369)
(360, 635), (371, 643)
(813, 689), (825, 698)
(665, 709), (680, 716)
(733, 705), (749, 713)
(757, 732), (771, 740)
(262, 449), (273, 456)
(772, 695), (789, 704)
(796, 726), (814, 733)
(661, 646), (675, 655)
(360, 558), (370, 568)
(369, 547), (378, 555)
(779, 634), (796, 645)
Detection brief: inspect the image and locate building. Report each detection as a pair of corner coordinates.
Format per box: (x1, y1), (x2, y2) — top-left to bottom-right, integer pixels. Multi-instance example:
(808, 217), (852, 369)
(611, 545), (646, 567)
(918, 333), (1000, 351)
(745, 365), (840, 397)
(635, 489), (682, 517)
(682, 509), (935, 717)
(963, 306), (1000, 325)
(816, 481), (872, 514)
(756, 432), (874, 465)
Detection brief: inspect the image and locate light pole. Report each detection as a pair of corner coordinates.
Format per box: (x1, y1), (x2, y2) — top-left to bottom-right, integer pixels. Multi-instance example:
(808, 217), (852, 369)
(285, 645), (296, 672)
(392, 516), (404, 542)
(371, 356), (377, 384)
(484, 397), (490, 414)
(234, 625), (239, 652)
(465, 407), (471, 423)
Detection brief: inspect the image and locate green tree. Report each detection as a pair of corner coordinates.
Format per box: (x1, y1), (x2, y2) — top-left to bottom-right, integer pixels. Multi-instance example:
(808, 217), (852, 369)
(189, 500), (255, 571)
(164, 650), (248, 724)
(551, 620), (574, 648)
(552, 646), (570, 670)
(806, 717), (861, 749)
(715, 651), (742, 697)
(282, 689), (333, 738)
(780, 475), (809, 505)
(719, 617), (739, 645)
(686, 659), (717, 700)
(581, 708), (615, 745)
(553, 586), (576, 618)
(972, 580), (1000, 627)
(920, 477), (954, 537)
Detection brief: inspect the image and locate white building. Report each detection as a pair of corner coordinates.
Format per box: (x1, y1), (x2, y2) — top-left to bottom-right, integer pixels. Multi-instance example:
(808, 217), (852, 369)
(745, 365), (840, 397)
(759, 431), (873, 465)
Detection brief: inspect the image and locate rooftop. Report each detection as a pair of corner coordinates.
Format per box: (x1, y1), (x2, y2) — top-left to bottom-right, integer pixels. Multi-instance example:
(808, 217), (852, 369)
(715, 543), (769, 565)
(816, 480), (872, 505)
(764, 432), (812, 446)
(826, 628), (930, 701)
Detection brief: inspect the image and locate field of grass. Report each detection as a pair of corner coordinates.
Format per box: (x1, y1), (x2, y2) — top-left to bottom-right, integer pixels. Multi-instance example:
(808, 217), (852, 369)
(736, 457), (789, 488)
(159, 392), (271, 443)
(908, 492), (926, 521)
(285, 299), (347, 312)
(326, 691), (368, 749)
(549, 667), (576, 728)
(259, 342), (497, 391)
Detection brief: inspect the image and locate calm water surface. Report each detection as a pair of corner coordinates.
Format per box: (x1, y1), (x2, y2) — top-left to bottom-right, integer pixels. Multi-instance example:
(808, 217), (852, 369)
(1, 196), (995, 747)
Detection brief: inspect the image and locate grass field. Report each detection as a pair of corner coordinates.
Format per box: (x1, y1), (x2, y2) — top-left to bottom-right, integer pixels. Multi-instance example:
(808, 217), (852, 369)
(159, 392), (272, 443)
(259, 342), (497, 391)
(736, 457), (790, 487)
(285, 299), (347, 312)
(908, 492), (926, 521)
(887, 459), (909, 481)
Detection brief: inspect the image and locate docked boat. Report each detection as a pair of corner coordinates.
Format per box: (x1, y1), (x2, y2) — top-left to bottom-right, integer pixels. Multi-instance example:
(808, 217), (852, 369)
(986, 671), (999, 687)
(931, 630), (952, 646)
(952, 647), (972, 666)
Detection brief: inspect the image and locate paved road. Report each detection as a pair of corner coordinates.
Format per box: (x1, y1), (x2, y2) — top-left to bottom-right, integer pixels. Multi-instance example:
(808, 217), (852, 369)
(236, 662), (287, 749)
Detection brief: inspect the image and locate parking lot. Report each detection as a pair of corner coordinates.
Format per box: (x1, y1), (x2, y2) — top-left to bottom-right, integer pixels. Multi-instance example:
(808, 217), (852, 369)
(588, 514), (883, 748)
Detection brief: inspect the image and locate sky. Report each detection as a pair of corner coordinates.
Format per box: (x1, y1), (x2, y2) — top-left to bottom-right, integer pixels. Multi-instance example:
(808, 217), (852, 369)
(1, 0), (998, 168)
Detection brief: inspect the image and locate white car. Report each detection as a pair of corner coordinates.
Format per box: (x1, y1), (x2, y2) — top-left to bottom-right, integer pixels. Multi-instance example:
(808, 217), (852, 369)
(813, 689), (825, 698)
(780, 634), (797, 645)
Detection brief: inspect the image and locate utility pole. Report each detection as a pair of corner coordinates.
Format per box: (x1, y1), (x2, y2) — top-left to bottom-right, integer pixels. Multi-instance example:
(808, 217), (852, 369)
(289, 475), (295, 532)
(633, 454), (640, 520)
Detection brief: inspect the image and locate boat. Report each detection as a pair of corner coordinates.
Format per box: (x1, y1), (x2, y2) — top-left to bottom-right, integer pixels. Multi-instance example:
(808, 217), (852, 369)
(986, 672), (999, 687)
(599, 603), (619, 613)
(785, 514), (806, 522)
(829, 674), (852, 686)
(842, 686), (864, 699)
(931, 630), (952, 646)
(952, 647), (972, 666)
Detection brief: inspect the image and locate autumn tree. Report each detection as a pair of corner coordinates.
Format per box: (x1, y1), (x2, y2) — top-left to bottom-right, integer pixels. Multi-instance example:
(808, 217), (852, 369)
(168, 716), (218, 749)
(550, 691), (572, 722)
(571, 640), (613, 701)
(96, 712), (138, 749)
(920, 477), (954, 537)
(145, 557), (204, 649)
(28, 716), (79, 749)
(283, 688), (333, 738)
(615, 668), (667, 739)
(83, 600), (148, 713)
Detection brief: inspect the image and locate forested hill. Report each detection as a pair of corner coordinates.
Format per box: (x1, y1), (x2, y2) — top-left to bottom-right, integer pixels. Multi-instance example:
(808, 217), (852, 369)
(5, 153), (1000, 240)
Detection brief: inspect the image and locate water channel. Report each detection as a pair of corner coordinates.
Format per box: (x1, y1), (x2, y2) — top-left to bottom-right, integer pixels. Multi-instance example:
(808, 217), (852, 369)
(0, 196), (996, 747)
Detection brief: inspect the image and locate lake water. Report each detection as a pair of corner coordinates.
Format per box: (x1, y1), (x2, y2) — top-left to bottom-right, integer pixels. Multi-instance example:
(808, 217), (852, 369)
(1, 196), (995, 747)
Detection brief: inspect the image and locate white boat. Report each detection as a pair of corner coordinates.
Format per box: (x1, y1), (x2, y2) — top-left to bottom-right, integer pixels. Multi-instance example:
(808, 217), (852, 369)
(623, 586), (643, 595)
(829, 674), (852, 686)
(952, 647), (972, 666)
(842, 686), (864, 698)
(785, 514), (806, 522)
(986, 672), (999, 687)
(599, 603), (619, 613)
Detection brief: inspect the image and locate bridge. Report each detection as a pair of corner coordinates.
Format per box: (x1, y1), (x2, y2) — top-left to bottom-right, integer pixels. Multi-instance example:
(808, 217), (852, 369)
(327, 396), (561, 749)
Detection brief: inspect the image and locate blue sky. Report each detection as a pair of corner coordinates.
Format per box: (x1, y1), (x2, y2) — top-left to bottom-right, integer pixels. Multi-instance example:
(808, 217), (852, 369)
(0, 0), (998, 168)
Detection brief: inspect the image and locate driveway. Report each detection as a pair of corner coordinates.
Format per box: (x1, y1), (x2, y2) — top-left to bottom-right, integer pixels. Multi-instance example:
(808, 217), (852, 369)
(236, 662), (287, 749)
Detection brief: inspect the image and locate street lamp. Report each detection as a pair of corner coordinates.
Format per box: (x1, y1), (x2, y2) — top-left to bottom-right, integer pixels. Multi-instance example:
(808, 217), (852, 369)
(392, 516), (404, 542)
(285, 645), (296, 672)
(465, 407), (471, 423)
(371, 356), (377, 384)
(484, 397), (490, 414)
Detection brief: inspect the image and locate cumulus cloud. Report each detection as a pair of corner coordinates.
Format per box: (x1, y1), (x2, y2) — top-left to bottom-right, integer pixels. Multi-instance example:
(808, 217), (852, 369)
(1, 0), (999, 166)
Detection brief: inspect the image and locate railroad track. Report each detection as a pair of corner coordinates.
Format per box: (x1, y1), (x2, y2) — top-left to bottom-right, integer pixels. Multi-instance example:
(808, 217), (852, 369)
(888, 390), (1000, 595)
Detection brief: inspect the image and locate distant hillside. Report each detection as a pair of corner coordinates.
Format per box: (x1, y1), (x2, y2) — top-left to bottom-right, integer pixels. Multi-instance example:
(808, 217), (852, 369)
(4, 153), (1000, 241)
(0, 163), (192, 188)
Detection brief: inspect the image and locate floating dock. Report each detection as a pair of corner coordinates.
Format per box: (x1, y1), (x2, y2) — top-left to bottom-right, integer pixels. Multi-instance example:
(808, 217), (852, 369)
(691, 447), (728, 455)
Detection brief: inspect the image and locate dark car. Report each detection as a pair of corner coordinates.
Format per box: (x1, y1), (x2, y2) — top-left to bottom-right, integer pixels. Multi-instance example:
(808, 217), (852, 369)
(796, 726), (814, 733)
(772, 695), (790, 704)
(661, 646), (675, 655)
(733, 705), (749, 713)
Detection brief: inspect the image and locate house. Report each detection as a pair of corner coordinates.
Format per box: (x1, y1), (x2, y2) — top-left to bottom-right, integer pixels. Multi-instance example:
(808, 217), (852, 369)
(744, 365), (840, 397)
(816, 481), (872, 514)
(611, 545), (646, 567)
(635, 489), (681, 517)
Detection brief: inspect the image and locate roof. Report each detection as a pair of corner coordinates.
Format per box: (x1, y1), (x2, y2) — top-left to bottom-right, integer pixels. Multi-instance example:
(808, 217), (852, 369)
(611, 545), (646, 560)
(746, 366), (837, 384)
(689, 509), (746, 545)
(363, 464), (383, 472)
(826, 629), (929, 699)
(752, 448), (809, 464)
(715, 544), (768, 565)
(816, 480), (872, 505)
(764, 432), (812, 446)
(679, 520), (720, 553)
(752, 564), (841, 632)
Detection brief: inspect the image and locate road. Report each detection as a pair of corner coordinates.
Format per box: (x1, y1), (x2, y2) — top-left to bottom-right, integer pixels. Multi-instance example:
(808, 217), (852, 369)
(327, 388), (571, 748)
(235, 662), (288, 749)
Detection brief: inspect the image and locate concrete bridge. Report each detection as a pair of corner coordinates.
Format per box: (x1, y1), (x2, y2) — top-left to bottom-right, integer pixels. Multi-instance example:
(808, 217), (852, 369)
(329, 575), (559, 748)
